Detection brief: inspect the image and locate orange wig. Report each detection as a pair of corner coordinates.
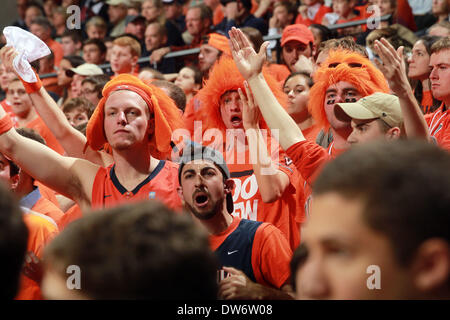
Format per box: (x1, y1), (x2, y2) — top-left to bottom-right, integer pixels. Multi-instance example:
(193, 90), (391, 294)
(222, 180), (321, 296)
(85, 74), (183, 158)
(308, 50), (390, 129)
(197, 57), (287, 135)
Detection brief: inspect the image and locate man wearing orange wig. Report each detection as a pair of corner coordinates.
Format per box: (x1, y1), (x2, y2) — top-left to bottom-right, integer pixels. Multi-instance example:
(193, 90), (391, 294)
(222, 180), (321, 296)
(190, 56), (301, 251)
(0, 45), (184, 212)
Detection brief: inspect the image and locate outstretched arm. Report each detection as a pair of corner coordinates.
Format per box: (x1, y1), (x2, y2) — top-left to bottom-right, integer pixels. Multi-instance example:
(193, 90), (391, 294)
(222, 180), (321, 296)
(373, 38), (430, 140)
(240, 82), (290, 203)
(1, 46), (111, 167)
(228, 27), (305, 150)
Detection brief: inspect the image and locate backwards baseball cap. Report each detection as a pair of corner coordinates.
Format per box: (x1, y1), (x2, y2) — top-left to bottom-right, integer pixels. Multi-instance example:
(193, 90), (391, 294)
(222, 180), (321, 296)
(202, 33), (231, 57)
(281, 24), (314, 47)
(335, 92), (403, 128)
(178, 144), (234, 214)
(66, 63), (104, 77)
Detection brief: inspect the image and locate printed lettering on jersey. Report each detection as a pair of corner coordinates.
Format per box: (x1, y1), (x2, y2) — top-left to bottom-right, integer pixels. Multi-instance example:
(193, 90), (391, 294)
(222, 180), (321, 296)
(231, 174), (259, 221)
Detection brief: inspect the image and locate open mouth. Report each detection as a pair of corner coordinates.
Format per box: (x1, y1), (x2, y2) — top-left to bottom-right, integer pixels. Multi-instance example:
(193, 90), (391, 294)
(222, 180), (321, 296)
(194, 192), (209, 207)
(230, 115), (242, 127)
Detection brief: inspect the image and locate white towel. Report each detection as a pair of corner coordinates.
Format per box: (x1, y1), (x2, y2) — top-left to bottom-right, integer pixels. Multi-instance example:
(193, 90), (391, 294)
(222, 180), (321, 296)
(3, 26), (51, 83)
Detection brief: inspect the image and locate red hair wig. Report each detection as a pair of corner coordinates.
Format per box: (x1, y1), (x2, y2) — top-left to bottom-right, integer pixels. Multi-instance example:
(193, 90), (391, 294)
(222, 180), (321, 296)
(197, 57), (287, 135)
(308, 50), (390, 129)
(86, 74), (183, 159)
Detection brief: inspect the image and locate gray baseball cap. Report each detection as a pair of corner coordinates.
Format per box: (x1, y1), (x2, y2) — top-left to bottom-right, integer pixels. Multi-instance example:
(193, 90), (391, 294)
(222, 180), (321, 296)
(178, 145), (234, 214)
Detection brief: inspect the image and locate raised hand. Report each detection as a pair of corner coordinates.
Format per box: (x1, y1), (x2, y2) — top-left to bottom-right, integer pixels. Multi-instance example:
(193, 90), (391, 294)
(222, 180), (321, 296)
(228, 27), (268, 80)
(0, 46), (19, 75)
(373, 38), (411, 96)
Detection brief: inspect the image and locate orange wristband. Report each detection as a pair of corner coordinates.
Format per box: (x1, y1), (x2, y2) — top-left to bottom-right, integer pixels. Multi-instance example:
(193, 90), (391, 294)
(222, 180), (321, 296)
(0, 114), (13, 135)
(20, 69), (42, 94)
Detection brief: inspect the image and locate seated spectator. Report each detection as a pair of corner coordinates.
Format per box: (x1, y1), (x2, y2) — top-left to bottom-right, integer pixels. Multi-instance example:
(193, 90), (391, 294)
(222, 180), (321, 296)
(66, 63), (104, 98)
(428, 20), (450, 37)
(24, 2), (45, 31)
(82, 39), (107, 65)
(174, 66), (201, 105)
(80, 74), (110, 107)
(103, 36), (116, 62)
(124, 15), (147, 42)
(267, 1), (297, 60)
(62, 97), (95, 128)
(182, 4), (213, 46)
(0, 182), (28, 300)
(279, 24), (315, 73)
(61, 30), (83, 57)
(51, 6), (69, 40)
(56, 55), (85, 106)
(408, 35), (442, 114)
(29, 16), (64, 66)
(215, 0), (267, 36)
(141, 0), (184, 46)
(110, 36), (141, 77)
(106, 0), (129, 37)
(294, 140), (450, 299)
(295, 0), (332, 27)
(41, 201), (218, 299)
(163, 0), (186, 33)
(85, 16), (108, 40)
(365, 25), (417, 59)
(144, 22), (180, 73)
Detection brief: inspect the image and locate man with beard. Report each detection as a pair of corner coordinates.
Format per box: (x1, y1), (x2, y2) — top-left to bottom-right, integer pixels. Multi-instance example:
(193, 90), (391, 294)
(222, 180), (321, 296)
(177, 145), (294, 300)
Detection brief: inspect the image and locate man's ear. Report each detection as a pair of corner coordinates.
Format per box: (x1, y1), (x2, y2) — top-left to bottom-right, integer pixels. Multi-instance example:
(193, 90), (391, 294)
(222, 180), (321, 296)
(177, 186), (184, 199)
(10, 173), (19, 190)
(224, 178), (235, 194)
(410, 238), (450, 293)
(386, 127), (401, 140)
(131, 55), (139, 66)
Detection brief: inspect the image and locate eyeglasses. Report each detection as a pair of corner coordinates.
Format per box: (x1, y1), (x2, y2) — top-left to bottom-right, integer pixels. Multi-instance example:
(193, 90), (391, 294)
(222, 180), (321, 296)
(81, 89), (97, 95)
(328, 62), (363, 68)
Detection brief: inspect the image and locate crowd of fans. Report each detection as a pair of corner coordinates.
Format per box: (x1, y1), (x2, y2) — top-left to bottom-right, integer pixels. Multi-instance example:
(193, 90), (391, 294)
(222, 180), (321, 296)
(0, 0), (450, 301)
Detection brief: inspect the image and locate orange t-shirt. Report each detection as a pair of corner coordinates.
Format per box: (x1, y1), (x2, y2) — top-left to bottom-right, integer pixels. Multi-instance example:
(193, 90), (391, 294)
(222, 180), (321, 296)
(425, 104), (450, 151)
(224, 136), (301, 250)
(35, 181), (60, 208)
(421, 90), (435, 114)
(23, 116), (65, 155)
(210, 216), (292, 289)
(15, 210), (58, 300)
(91, 160), (182, 211)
